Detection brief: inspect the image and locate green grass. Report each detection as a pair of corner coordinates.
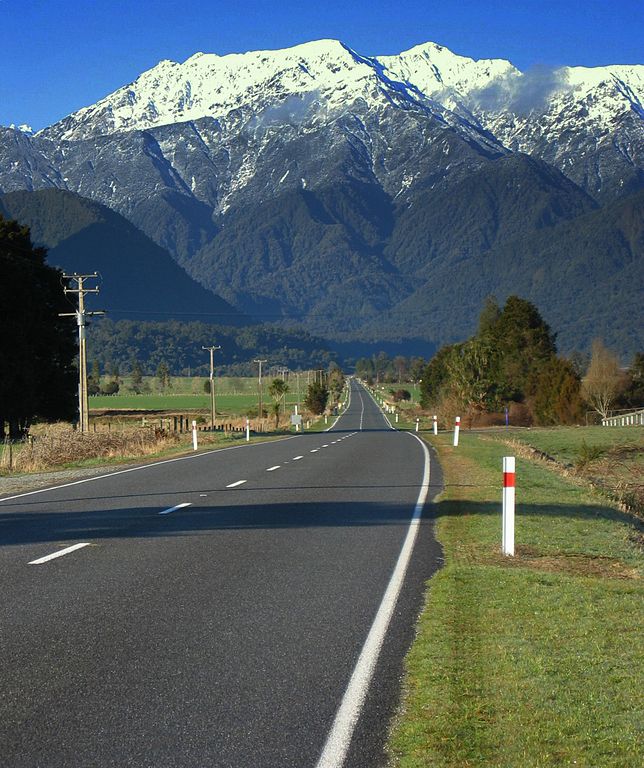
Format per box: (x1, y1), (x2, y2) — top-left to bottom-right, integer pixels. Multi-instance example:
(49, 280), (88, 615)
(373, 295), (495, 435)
(500, 425), (643, 465)
(388, 431), (643, 768)
(90, 391), (305, 414)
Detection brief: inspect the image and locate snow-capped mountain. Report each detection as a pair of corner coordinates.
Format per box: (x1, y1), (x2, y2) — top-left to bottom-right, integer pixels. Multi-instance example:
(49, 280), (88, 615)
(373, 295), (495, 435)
(1, 39), (642, 355)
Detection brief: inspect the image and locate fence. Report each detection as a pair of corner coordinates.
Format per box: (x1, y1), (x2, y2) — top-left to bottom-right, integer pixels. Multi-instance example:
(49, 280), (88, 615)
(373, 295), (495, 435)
(601, 409), (644, 427)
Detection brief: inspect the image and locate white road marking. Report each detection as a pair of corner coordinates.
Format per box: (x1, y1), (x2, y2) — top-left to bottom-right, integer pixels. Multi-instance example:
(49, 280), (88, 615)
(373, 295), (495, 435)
(0, 435), (300, 505)
(266, 465), (281, 471)
(310, 449), (319, 453)
(315, 433), (431, 768)
(293, 456), (303, 461)
(159, 502), (192, 515)
(322, 444), (329, 448)
(29, 542), (91, 565)
(226, 480), (247, 488)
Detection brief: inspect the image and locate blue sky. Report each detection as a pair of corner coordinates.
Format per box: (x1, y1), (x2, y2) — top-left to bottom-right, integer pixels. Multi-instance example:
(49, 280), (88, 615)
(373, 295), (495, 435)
(2, 0), (642, 131)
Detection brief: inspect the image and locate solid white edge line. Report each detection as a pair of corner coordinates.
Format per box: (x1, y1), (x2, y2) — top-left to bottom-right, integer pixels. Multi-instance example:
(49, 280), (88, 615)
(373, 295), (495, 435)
(226, 480), (247, 488)
(29, 542), (91, 565)
(159, 502), (192, 516)
(0, 434), (301, 504)
(315, 432), (431, 768)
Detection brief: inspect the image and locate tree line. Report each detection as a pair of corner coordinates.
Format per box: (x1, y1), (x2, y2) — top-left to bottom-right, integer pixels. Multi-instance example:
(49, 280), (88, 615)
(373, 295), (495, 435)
(418, 296), (642, 426)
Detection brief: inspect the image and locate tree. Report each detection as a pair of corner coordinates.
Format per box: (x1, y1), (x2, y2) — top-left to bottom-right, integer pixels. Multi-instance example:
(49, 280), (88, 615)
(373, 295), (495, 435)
(130, 358), (143, 393)
(87, 359), (101, 396)
(531, 357), (584, 425)
(156, 361), (170, 391)
(619, 352), (644, 408)
(0, 215), (76, 438)
(304, 381), (329, 415)
(489, 296), (557, 400)
(100, 380), (120, 395)
(327, 365), (345, 403)
(268, 378), (289, 428)
(444, 338), (503, 423)
(419, 345), (455, 409)
(581, 339), (626, 419)
(393, 356), (407, 383)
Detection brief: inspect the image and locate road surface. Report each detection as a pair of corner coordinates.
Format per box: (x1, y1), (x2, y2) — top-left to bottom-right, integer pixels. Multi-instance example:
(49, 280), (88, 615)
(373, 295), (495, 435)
(0, 379), (443, 767)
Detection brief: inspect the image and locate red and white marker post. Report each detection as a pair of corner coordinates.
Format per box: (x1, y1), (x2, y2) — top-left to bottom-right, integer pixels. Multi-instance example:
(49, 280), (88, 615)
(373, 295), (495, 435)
(453, 416), (461, 446)
(192, 419), (198, 451)
(433, 414), (438, 436)
(502, 456), (515, 556)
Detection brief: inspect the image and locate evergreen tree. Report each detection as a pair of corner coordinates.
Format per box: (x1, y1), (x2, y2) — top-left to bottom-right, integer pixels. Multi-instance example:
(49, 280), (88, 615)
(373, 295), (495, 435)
(531, 358), (584, 425)
(304, 382), (329, 415)
(130, 358), (143, 393)
(0, 215), (76, 438)
(620, 353), (644, 408)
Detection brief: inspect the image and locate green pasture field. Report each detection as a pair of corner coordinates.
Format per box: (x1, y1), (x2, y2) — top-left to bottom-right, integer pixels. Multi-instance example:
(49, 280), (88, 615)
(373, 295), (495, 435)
(388, 429), (643, 767)
(500, 425), (643, 464)
(89, 376), (305, 416)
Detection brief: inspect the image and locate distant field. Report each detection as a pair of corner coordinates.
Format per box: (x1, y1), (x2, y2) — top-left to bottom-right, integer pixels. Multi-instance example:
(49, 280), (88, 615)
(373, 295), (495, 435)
(90, 391), (304, 414)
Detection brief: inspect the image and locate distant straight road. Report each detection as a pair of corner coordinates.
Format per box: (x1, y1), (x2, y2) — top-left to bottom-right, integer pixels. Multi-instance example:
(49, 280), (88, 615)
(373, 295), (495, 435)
(0, 380), (443, 768)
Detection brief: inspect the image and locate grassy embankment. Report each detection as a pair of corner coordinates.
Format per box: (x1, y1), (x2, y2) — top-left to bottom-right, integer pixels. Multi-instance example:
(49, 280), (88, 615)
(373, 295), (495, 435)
(388, 426), (643, 768)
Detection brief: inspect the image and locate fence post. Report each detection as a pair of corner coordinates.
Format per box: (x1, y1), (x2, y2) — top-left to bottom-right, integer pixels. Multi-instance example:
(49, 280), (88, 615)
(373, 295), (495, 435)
(453, 416), (461, 447)
(502, 457), (515, 556)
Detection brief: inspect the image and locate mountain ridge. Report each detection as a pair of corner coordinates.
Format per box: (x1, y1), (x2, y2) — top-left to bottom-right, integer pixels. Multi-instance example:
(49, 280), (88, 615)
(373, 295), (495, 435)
(1, 38), (642, 358)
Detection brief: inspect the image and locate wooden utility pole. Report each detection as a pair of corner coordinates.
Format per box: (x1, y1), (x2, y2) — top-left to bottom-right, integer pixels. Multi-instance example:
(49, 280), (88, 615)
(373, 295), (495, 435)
(254, 359), (267, 422)
(202, 345), (221, 430)
(59, 273), (104, 433)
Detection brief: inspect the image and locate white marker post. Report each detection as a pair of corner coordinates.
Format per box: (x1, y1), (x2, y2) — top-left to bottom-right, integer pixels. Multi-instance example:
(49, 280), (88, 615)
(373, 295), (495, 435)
(502, 456), (515, 556)
(433, 414), (438, 436)
(453, 416), (461, 447)
(415, 418), (419, 433)
(245, 418), (250, 442)
(192, 420), (198, 451)
(395, 413), (399, 423)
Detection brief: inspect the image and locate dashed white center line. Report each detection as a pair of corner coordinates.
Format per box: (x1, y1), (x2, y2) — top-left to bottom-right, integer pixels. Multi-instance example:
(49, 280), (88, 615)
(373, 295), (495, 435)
(159, 502), (192, 515)
(226, 480), (247, 488)
(322, 444), (329, 448)
(310, 449), (319, 452)
(293, 456), (303, 461)
(267, 465), (281, 472)
(29, 542), (91, 565)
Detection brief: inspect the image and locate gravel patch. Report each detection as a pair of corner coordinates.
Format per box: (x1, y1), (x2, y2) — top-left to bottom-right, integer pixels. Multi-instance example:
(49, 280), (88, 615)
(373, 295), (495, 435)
(0, 464), (139, 498)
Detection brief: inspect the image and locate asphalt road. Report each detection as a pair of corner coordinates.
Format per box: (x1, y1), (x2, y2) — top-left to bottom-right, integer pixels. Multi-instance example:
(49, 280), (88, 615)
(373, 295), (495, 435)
(0, 380), (443, 768)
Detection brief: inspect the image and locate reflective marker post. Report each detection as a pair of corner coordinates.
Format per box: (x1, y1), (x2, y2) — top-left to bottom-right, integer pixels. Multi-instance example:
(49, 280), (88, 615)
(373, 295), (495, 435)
(246, 418), (250, 442)
(453, 416), (461, 447)
(433, 414), (438, 435)
(192, 420), (198, 451)
(502, 457), (515, 556)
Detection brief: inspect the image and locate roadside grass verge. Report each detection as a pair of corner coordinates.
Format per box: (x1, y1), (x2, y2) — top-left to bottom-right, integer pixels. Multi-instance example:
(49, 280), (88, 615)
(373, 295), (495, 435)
(388, 431), (643, 768)
(491, 426), (644, 516)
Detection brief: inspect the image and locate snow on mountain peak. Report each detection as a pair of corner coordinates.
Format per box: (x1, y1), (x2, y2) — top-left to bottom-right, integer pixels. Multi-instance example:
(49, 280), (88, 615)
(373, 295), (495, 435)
(37, 39), (643, 143)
